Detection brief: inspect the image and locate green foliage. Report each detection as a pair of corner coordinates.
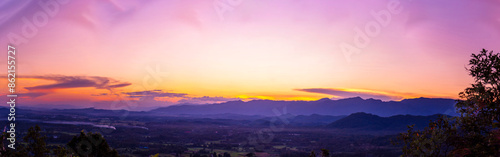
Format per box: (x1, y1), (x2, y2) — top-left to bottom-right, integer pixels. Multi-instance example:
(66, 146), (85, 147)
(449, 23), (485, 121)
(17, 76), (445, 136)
(0, 132), (15, 156)
(454, 49), (500, 156)
(309, 150), (316, 157)
(1, 126), (119, 157)
(19, 125), (49, 157)
(52, 146), (70, 157)
(320, 149), (329, 157)
(1, 125), (67, 157)
(150, 153), (159, 157)
(396, 116), (457, 156)
(397, 49), (500, 156)
(67, 130), (119, 157)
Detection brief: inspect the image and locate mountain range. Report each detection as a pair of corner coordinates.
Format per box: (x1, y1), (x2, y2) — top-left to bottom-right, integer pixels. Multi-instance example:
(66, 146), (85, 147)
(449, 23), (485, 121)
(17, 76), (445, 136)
(150, 97), (458, 117)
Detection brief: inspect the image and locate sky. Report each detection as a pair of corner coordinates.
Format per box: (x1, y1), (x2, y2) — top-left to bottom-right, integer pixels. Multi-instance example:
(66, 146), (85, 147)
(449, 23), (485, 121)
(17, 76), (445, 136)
(0, 0), (499, 111)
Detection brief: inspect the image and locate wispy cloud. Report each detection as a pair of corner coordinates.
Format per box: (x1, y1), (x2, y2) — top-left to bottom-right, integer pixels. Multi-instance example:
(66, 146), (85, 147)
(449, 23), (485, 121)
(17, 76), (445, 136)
(178, 96), (240, 104)
(122, 90), (188, 99)
(295, 88), (403, 101)
(22, 75), (131, 91)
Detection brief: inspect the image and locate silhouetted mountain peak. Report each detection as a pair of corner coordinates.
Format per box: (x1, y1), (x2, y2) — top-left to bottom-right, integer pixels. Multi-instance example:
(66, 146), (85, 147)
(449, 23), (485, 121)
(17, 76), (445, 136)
(316, 98), (332, 103)
(350, 112), (378, 117)
(366, 98), (383, 102)
(346, 96), (364, 100)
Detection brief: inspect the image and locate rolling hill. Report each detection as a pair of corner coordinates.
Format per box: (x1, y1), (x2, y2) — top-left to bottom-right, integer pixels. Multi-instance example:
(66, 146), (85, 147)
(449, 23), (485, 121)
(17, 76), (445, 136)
(327, 112), (445, 131)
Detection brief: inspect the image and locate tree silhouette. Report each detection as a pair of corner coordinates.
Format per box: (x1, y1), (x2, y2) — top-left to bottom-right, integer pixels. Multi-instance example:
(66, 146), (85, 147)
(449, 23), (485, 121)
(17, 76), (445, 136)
(245, 152), (256, 157)
(320, 149), (329, 157)
(397, 49), (500, 156)
(1, 126), (120, 157)
(67, 130), (119, 157)
(21, 125), (49, 157)
(454, 49), (500, 155)
(309, 150), (316, 157)
(0, 132), (16, 156)
(396, 117), (457, 156)
(0, 125), (52, 157)
(53, 145), (70, 157)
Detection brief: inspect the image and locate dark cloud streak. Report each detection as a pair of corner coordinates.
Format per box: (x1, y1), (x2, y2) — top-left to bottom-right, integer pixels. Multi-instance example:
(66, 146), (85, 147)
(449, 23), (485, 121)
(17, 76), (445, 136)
(22, 75), (131, 91)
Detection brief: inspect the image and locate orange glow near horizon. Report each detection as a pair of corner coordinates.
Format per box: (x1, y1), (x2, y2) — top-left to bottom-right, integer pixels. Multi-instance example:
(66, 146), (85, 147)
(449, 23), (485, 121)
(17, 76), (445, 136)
(2, 76), (458, 105)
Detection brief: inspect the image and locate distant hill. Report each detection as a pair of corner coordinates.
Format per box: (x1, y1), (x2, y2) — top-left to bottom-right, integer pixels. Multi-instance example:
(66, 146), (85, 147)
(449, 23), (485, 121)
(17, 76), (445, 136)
(249, 114), (346, 127)
(327, 112), (445, 131)
(289, 114), (346, 126)
(150, 97), (458, 116)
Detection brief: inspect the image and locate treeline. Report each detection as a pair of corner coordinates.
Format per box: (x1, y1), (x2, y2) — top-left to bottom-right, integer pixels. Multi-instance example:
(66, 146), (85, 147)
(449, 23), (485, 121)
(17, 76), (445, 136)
(395, 49), (500, 156)
(0, 125), (119, 157)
